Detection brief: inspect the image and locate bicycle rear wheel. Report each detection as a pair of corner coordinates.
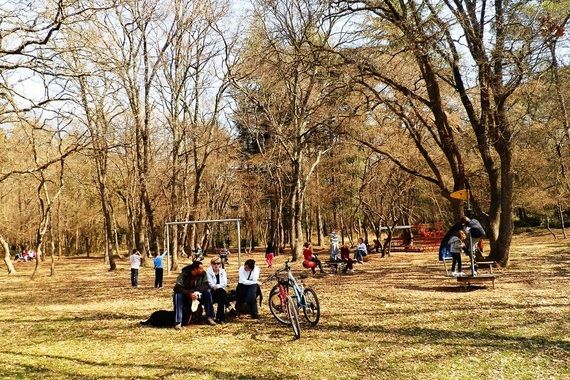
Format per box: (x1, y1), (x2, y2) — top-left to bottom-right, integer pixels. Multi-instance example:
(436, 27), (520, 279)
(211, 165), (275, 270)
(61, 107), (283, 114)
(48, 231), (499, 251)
(268, 284), (289, 325)
(286, 295), (301, 339)
(302, 288), (320, 326)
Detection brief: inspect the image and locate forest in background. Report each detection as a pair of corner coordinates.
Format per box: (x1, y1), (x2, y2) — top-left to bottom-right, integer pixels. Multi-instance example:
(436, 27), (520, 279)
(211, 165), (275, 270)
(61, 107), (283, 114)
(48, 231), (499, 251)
(1, 0), (569, 276)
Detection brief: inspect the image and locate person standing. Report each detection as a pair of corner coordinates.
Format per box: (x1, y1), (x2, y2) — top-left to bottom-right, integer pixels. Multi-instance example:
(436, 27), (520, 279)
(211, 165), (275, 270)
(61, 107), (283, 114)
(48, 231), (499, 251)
(237, 259), (261, 319)
(153, 251), (166, 288)
(449, 230), (466, 276)
(206, 257), (228, 323)
(439, 219), (466, 261)
(340, 244), (354, 274)
(462, 216), (486, 275)
(130, 249), (141, 288)
(265, 242), (275, 268)
(330, 230), (340, 260)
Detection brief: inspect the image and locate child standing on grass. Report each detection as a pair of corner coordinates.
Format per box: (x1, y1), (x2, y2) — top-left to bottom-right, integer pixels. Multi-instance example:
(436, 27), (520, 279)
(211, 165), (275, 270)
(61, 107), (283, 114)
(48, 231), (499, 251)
(449, 230), (466, 276)
(153, 251), (166, 288)
(130, 249), (141, 287)
(265, 242), (275, 268)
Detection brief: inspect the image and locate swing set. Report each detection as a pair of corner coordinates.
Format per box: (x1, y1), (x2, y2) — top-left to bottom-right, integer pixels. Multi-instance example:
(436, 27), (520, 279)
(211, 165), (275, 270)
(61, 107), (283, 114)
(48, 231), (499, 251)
(164, 218), (242, 275)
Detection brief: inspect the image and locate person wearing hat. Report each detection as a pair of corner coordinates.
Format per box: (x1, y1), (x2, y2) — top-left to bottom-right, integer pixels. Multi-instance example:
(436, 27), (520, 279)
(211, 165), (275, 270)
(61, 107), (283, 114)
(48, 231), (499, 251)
(206, 257), (229, 323)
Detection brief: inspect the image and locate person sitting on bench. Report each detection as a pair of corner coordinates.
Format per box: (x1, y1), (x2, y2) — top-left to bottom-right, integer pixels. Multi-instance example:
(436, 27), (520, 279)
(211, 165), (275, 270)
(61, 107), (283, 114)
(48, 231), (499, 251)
(236, 259), (261, 319)
(303, 242), (324, 274)
(173, 261), (216, 329)
(340, 244), (354, 274)
(206, 257), (229, 324)
(355, 238), (367, 263)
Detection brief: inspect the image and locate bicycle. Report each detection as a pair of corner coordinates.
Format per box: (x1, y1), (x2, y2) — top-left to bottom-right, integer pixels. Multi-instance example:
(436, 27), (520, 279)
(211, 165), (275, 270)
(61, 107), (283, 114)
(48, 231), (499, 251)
(266, 261), (321, 331)
(264, 270), (301, 339)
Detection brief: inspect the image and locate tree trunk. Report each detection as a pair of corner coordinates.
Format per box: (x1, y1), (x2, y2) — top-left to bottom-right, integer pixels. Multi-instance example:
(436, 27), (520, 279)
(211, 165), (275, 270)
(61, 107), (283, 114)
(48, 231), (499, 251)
(558, 204), (567, 239)
(316, 203), (324, 247)
(1, 234), (16, 274)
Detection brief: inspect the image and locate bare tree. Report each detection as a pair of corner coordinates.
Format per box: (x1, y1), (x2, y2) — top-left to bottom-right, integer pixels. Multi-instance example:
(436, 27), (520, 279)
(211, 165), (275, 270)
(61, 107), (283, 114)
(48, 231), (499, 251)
(330, 0), (560, 265)
(155, 0), (235, 268)
(231, 0), (354, 260)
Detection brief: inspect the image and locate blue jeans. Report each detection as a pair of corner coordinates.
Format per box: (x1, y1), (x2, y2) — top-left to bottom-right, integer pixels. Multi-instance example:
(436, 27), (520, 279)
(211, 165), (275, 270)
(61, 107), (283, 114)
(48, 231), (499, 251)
(451, 251), (462, 272)
(355, 249), (366, 262)
(330, 244), (339, 261)
(173, 290), (214, 325)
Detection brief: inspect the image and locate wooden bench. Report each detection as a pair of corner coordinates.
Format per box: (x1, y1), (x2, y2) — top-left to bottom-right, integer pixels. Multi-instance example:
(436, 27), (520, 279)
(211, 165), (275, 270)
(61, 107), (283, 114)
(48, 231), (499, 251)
(476, 261), (496, 273)
(326, 260), (347, 274)
(457, 274), (496, 289)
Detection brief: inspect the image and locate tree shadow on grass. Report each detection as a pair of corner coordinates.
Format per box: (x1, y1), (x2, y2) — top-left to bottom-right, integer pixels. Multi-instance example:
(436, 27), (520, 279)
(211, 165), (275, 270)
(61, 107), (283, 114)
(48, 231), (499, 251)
(0, 349), (296, 380)
(314, 323), (570, 353)
(396, 284), (482, 293)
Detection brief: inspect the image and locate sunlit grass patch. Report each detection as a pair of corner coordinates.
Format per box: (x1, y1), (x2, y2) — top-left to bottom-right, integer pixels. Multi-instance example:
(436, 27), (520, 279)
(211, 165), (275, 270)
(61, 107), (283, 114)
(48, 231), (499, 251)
(0, 231), (569, 379)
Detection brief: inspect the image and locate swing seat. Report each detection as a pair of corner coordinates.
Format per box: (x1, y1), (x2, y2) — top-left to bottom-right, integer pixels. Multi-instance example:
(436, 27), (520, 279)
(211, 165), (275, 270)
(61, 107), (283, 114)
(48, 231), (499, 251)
(302, 260), (317, 269)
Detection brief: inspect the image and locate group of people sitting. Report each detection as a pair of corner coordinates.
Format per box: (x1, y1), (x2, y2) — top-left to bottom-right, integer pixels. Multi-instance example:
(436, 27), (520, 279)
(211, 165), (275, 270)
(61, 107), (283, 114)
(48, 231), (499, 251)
(299, 233), (373, 276)
(172, 257), (260, 329)
(14, 249), (36, 262)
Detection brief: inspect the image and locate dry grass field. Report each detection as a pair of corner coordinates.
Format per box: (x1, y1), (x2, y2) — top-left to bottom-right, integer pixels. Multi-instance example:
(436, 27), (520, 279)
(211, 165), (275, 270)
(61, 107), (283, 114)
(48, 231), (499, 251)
(0, 230), (569, 379)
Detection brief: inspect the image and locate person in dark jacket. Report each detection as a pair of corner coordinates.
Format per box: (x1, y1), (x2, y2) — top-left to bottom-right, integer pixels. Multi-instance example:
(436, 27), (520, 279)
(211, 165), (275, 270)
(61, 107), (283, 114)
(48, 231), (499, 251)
(173, 261), (216, 329)
(462, 216), (486, 252)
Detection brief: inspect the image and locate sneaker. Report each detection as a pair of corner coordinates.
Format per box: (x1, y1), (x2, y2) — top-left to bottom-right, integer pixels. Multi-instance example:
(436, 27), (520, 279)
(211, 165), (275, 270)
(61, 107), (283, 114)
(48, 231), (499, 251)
(457, 272), (466, 277)
(215, 319), (225, 324)
(207, 317), (217, 325)
(174, 323), (182, 330)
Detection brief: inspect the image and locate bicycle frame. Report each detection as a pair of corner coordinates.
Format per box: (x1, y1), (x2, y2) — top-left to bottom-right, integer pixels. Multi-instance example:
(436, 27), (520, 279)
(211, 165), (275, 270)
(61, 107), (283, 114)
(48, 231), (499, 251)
(266, 260), (320, 327)
(286, 268), (307, 308)
(271, 275), (301, 338)
(276, 280), (289, 309)
(270, 262), (307, 307)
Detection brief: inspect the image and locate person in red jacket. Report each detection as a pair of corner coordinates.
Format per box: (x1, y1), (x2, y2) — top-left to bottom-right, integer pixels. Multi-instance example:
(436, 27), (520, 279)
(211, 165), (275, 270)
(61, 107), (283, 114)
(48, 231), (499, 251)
(303, 242), (324, 274)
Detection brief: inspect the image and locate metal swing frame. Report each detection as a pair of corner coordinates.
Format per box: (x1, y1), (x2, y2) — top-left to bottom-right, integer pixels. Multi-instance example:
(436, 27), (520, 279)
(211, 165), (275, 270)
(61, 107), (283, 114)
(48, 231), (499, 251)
(164, 218), (242, 275)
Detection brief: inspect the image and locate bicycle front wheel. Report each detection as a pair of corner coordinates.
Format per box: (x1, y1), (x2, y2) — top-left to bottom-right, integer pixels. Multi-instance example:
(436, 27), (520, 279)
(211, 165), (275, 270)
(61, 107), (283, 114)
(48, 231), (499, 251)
(287, 295), (301, 339)
(302, 288), (320, 326)
(268, 284), (289, 325)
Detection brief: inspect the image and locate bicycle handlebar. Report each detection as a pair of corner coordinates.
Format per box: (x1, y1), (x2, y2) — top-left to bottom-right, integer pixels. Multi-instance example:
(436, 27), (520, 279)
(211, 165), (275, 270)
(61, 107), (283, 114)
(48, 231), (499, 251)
(261, 261), (292, 285)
